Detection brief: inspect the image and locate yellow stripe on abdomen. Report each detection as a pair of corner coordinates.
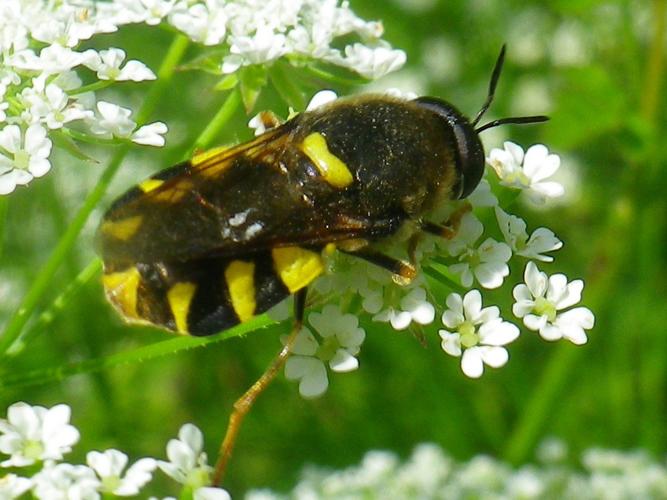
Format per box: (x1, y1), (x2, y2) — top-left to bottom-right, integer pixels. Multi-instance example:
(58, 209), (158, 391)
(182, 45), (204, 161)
(224, 260), (256, 322)
(102, 267), (142, 319)
(271, 246), (324, 293)
(167, 282), (197, 334)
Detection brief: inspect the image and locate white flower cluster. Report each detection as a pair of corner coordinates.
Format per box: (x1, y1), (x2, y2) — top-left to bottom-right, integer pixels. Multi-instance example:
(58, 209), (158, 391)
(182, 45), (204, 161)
(0, 402), (230, 499)
(0, 0), (403, 195)
(0, 0), (168, 195)
(246, 441), (667, 500)
(274, 91), (595, 386)
(95, 0), (405, 80)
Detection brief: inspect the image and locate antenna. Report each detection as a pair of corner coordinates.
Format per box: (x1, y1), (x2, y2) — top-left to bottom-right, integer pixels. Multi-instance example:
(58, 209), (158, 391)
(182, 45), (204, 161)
(472, 44), (549, 133)
(476, 115), (549, 133)
(472, 44), (506, 126)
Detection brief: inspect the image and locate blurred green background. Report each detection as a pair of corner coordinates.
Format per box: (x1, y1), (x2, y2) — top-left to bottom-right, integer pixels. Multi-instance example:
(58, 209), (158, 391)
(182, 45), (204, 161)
(1, 0), (665, 496)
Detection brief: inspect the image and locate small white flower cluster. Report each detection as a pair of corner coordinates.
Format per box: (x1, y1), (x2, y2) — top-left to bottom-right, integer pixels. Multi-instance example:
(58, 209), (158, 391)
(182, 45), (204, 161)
(0, 402), (230, 499)
(0, 0), (168, 195)
(97, 0), (405, 80)
(246, 441), (667, 500)
(272, 91), (594, 387)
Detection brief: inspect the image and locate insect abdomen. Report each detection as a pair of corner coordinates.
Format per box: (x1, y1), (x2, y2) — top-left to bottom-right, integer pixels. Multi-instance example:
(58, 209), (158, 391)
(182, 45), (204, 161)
(102, 247), (324, 336)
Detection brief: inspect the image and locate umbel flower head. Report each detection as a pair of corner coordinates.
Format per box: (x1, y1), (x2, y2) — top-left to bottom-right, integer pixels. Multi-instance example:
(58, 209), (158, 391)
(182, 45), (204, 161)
(439, 290), (519, 378)
(513, 262), (594, 345)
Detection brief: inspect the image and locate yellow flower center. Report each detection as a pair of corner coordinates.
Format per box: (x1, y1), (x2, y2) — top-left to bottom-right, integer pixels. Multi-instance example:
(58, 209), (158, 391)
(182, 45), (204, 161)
(533, 297), (557, 322)
(459, 321), (479, 348)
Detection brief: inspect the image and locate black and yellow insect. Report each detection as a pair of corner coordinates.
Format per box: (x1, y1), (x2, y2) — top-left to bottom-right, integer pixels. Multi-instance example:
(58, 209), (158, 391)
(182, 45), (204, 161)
(97, 46), (546, 336)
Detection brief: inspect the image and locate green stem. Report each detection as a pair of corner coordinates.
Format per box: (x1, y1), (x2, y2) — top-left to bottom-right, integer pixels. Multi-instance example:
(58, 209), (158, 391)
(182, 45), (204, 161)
(0, 196), (7, 261)
(0, 315), (275, 391)
(7, 259), (103, 357)
(69, 80), (114, 96)
(188, 88), (241, 156)
(639, 0), (666, 126)
(0, 34), (190, 356)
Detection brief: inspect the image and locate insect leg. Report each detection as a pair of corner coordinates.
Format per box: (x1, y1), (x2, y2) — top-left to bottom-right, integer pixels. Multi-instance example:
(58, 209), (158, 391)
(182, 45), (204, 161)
(421, 203), (472, 240)
(340, 248), (416, 285)
(212, 288), (307, 486)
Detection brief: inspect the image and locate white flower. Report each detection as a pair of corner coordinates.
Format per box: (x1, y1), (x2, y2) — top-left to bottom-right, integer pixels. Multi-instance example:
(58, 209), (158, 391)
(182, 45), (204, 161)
(88, 101), (136, 139)
(194, 486), (232, 500)
(21, 82), (93, 129)
(85, 48), (156, 82)
(495, 207), (562, 262)
(8, 45), (96, 75)
(169, 1), (228, 46)
(445, 212), (512, 289)
(439, 290), (520, 378)
(468, 178), (498, 207)
(334, 43), (407, 79)
(0, 474), (32, 499)
(513, 261), (594, 345)
(306, 89), (338, 111)
(139, 0), (177, 25)
(222, 24), (288, 74)
(284, 305), (366, 398)
(373, 287), (435, 330)
(0, 402), (79, 467)
(0, 124), (52, 195)
(487, 142), (564, 204)
(87, 449), (157, 496)
(132, 121), (168, 146)
(158, 424), (212, 490)
(32, 463), (101, 500)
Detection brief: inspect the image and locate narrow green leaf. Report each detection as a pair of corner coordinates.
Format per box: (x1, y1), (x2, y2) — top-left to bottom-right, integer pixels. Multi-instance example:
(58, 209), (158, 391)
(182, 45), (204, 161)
(51, 130), (100, 163)
(239, 65), (268, 113)
(269, 62), (306, 110)
(0, 315), (277, 391)
(215, 73), (239, 91)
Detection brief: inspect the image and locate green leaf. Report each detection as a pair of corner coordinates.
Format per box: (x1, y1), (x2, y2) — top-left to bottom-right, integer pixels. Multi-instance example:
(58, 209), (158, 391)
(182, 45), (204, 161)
(269, 61), (307, 110)
(215, 73), (239, 91)
(178, 48), (228, 75)
(51, 129), (100, 163)
(239, 65), (269, 113)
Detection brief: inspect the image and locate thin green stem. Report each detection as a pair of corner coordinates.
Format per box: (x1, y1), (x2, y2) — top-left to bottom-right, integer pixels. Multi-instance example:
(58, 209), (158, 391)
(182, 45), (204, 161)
(188, 88), (241, 155)
(7, 259), (103, 356)
(0, 34), (190, 356)
(639, 0), (666, 126)
(0, 196), (7, 261)
(69, 80), (114, 96)
(0, 315), (275, 391)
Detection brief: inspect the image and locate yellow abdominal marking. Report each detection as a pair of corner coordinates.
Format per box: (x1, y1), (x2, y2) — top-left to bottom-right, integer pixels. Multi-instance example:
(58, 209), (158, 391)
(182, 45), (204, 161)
(225, 260), (256, 323)
(102, 267), (142, 319)
(272, 246), (324, 293)
(167, 282), (197, 334)
(101, 215), (143, 241)
(138, 178), (164, 193)
(301, 132), (353, 188)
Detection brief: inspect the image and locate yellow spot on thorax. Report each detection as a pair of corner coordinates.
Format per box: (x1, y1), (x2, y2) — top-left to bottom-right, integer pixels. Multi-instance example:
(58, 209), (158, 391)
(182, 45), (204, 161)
(138, 178), (164, 193)
(167, 282), (197, 334)
(102, 267), (142, 319)
(101, 215), (143, 241)
(272, 246), (324, 293)
(300, 132), (353, 188)
(225, 260), (256, 322)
